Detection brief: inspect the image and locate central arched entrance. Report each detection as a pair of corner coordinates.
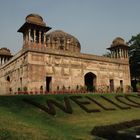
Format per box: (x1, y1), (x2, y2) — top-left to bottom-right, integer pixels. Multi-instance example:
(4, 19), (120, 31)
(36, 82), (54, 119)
(84, 72), (96, 92)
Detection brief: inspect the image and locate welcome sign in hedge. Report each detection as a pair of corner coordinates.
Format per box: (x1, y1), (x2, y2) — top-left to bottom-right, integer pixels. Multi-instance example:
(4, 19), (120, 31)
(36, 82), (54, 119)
(23, 94), (140, 116)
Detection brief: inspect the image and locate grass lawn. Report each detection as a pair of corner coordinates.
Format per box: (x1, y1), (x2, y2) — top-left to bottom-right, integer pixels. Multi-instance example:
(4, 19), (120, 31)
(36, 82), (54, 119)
(0, 93), (140, 140)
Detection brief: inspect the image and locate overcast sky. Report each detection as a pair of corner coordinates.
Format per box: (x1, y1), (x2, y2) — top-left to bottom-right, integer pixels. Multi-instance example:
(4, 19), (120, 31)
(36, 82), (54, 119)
(0, 0), (140, 55)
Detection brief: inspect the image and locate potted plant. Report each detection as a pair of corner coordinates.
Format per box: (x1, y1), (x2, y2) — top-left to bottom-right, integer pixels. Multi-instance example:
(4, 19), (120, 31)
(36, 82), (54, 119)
(126, 85), (132, 93)
(9, 88), (12, 94)
(23, 86), (28, 94)
(57, 86), (59, 91)
(136, 82), (140, 92)
(62, 85), (66, 94)
(17, 87), (21, 94)
(40, 86), (43, 94)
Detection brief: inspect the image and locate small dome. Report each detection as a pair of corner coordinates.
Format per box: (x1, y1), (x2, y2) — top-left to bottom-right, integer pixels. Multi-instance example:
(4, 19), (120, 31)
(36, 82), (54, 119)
(0, 48), (11, 56)
(26, 14), (46, 26)
(46, 30), (81, 53)
(111, 37), (126, 47)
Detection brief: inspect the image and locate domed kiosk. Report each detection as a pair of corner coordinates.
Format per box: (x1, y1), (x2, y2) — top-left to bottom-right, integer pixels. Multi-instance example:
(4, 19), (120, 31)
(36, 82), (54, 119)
(107, 37), (128, 59)
(46, 30), (81, 53)
(0, 48), (12, 66)
(18, 13), (51, 47)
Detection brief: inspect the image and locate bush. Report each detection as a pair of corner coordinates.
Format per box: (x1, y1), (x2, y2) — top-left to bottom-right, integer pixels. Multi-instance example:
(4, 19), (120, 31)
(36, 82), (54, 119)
(126, 85), (132, 93)
(116, 86), (123, 93)
(23, 86), (28, 94)
(0, 128), (12, 139)
(18, 87), (21, 91)
(76, 85), (79, 90)
(23, 86), (27, 92)
(57, 86), (59, 91)
(40, 86), (43, 94)
(91, 119), (140, 140)
(136, 82), (140, 91)
(40, 85), (43, 91)
(62, 85), (66, 90)
(87, 85), (96, 92)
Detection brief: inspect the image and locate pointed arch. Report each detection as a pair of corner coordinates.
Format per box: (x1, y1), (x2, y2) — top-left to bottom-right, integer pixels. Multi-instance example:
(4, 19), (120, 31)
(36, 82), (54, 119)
(84, 72), (96, 92)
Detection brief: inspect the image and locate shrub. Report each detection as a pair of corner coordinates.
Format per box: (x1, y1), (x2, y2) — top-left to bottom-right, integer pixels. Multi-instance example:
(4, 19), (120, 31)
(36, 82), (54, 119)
(87, 85), (96, 92)
(62, 85), (66, 90)
(17, 87), (21, 94)
(136, 82), (140, 91)
(116, 86), (123, 93)
(23, 86), (27, 92)
(126, 85), (132, 93)
(76, 85), (79, 90)
(40, 85), (43, 91)
(23, 86), (28, 94)
(0, 128), (12, 139)
(91, 119), (140, 140)
(40, 85), (43, 94)
(57, 86), (59, 91)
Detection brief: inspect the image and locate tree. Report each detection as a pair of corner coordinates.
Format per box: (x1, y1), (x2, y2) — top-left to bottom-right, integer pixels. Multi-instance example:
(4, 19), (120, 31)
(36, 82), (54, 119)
(128, 33), (140, 91)
(102, 51), (111, 58)
(128, 34), (140, 50)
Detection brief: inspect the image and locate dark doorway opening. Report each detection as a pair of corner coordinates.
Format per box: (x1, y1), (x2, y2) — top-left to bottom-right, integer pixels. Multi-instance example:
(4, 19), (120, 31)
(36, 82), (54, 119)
(46, 77), (52, 92)
(120, 80), (123, 92)
(84, 72), (96, 92)
(20, 77), (22, 90)
(110, 79), (114, 92)
(6, 76), (11, 93)
(7, 76), (10, 82)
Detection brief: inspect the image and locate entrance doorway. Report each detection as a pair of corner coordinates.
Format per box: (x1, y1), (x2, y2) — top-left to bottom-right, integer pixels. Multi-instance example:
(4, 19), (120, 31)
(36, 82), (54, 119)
(84, 72), (96, 92)
(46, 77), (52, 92)
(6, 76), (11, 94)
(109, 79), (114, 92)
(120, 80), (123, 92)
(7, 76), (10, 82)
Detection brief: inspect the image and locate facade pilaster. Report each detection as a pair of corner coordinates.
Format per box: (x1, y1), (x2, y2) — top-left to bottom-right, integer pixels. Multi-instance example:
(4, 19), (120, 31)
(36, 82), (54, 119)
(28, 29), (31, 45)
(43, 32), (46, 47)
(39, 31), (41, 44)
(33, 29), (36, 43)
